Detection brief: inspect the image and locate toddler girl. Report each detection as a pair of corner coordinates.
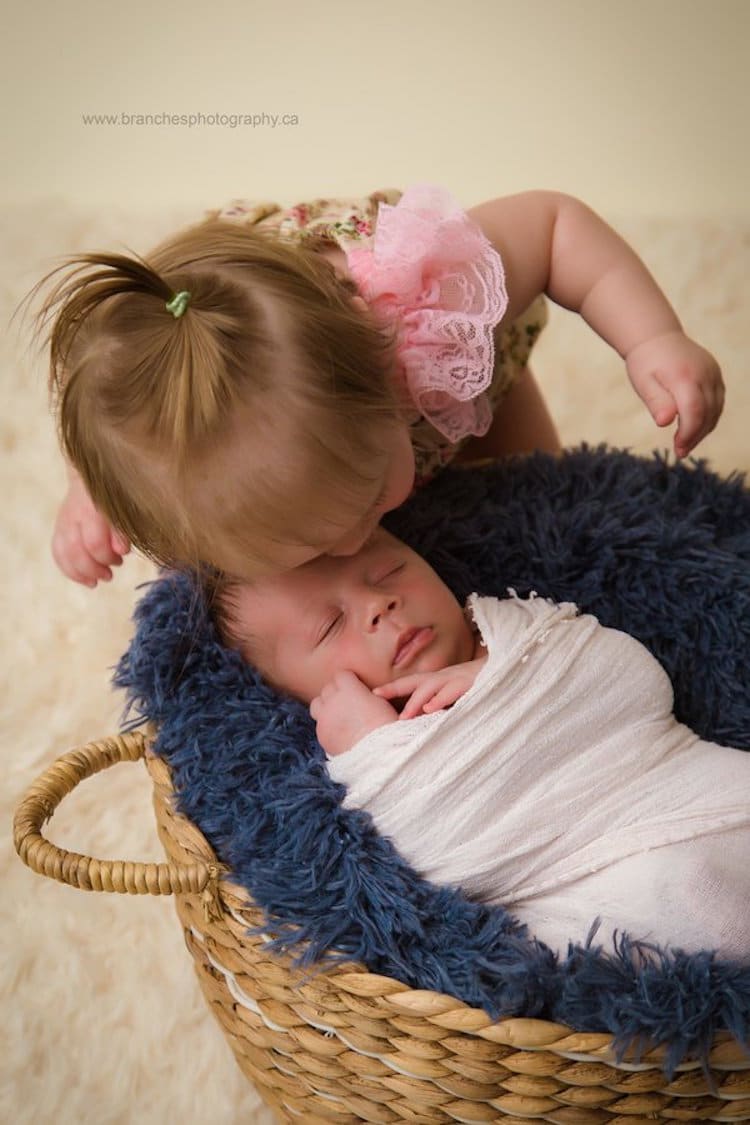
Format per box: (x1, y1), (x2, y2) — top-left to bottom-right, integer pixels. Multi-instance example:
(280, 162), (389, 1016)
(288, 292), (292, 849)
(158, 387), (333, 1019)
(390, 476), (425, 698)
(40, 185), (724, 587)
(213, 528), (750, 961)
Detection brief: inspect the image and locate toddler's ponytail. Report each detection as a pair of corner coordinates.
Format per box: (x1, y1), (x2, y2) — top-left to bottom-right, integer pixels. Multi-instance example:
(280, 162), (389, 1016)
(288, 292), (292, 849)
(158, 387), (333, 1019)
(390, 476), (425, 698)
(43, 250), (263, 460)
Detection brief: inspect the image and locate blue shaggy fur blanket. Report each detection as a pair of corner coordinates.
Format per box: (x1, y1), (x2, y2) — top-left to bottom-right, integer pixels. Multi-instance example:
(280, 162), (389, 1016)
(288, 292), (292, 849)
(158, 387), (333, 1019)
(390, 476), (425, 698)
(116, 446), (750, 1071)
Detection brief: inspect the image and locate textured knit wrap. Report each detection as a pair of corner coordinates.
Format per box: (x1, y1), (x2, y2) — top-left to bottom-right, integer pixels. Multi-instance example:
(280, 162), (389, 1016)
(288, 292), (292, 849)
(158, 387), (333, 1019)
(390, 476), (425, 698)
(328, 594), (750, 958)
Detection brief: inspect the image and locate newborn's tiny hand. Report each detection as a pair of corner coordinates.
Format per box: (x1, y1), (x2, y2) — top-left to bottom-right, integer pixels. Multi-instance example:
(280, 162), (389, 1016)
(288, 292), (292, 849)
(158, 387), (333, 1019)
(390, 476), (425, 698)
(311, 671), (398, 757)
(375, 657), (487, 720)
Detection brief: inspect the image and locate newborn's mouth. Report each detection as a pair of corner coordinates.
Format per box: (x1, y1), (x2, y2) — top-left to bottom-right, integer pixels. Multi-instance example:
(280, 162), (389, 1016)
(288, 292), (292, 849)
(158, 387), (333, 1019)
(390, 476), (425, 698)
(394, 626), (434, 668)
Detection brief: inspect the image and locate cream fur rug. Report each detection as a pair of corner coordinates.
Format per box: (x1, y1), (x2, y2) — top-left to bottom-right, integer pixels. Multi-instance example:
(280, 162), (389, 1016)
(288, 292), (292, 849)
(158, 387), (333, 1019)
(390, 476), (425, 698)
(2, 201), (748, 1124)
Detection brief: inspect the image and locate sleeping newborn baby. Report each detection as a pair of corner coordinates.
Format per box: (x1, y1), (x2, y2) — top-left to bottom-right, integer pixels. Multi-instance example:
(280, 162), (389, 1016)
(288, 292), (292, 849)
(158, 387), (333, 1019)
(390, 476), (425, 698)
(215, 529), (750, 960)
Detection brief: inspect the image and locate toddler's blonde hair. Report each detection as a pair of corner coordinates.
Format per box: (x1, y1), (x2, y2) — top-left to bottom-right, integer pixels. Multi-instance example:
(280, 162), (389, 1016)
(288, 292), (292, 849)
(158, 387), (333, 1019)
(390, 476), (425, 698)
(38, 220), (402, 576)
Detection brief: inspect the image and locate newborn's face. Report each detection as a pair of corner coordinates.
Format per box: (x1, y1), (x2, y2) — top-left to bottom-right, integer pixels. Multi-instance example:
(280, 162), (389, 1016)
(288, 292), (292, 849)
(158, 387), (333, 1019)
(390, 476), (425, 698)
(233, 529), (475, 703)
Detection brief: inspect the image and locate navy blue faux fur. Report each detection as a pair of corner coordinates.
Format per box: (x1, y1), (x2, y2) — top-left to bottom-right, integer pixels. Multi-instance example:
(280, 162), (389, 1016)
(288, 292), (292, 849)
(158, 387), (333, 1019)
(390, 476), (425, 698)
(116, 446), (750, 1069)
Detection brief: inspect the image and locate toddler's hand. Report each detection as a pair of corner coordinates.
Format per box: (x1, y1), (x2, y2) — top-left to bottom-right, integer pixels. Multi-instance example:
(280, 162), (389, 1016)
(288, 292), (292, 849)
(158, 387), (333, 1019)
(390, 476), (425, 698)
(310, 671), (398, 757)
(52, 475), (130, 587)
(375, 657), (487, 720)
(625, 331), (724, 458)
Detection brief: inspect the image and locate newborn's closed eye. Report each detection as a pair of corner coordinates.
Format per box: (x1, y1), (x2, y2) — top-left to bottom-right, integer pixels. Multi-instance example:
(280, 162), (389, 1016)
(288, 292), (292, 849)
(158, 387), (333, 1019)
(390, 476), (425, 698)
(316, 612), (343, 645)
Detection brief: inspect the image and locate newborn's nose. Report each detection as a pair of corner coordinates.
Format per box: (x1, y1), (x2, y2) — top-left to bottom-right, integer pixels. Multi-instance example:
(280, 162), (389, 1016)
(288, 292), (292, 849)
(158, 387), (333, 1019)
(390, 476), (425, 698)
(368, 597), (398, 630)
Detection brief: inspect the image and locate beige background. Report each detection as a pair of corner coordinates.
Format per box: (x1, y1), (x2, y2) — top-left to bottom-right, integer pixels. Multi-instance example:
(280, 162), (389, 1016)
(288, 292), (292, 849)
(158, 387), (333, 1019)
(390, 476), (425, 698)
(2, 3), (749, 1124)
(2, 0), (749, 216)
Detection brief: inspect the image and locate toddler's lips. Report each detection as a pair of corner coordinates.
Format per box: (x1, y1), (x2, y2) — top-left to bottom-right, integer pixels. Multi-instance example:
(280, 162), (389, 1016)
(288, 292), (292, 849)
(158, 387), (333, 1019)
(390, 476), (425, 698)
(394, 626), (434, 669)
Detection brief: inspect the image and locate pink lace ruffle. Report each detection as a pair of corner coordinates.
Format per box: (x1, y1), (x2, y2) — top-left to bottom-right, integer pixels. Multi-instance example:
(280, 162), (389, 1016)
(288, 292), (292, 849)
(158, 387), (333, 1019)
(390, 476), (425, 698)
(344, 184), (508, 442)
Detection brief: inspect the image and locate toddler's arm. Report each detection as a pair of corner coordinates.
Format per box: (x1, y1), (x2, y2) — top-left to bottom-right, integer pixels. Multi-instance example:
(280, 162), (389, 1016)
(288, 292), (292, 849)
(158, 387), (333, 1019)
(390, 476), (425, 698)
(374, 656), (488, 720)
(310, 670), (399, 757)
(52, 465), (130, 586)
(469, 192), (724, 457)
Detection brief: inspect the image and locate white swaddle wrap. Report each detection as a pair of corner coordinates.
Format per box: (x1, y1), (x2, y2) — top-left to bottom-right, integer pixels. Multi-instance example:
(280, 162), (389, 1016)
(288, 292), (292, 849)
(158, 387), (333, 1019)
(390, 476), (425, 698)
(327, 594), (750, 959)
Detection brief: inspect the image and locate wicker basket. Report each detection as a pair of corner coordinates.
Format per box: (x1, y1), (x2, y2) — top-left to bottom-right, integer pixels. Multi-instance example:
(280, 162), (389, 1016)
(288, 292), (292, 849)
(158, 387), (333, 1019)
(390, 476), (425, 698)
(14, 731), (750, 1124)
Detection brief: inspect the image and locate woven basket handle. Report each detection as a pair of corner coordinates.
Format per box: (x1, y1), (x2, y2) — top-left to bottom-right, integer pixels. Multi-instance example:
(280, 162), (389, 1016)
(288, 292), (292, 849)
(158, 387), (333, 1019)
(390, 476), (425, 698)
(13, 731), (219, 901)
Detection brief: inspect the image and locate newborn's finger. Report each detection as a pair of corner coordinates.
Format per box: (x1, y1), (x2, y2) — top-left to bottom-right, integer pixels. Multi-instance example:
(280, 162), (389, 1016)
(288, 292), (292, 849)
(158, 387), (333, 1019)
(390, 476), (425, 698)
(310, 681), (337, 717)
(400, 686), (441, 720)
(374, 674), (424, 699)
(421, 682), (464, 714)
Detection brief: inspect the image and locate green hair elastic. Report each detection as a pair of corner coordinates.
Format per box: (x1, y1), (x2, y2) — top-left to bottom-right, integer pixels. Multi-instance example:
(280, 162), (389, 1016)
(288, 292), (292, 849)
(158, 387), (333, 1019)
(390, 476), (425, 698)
(165, 290), (191, 318)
